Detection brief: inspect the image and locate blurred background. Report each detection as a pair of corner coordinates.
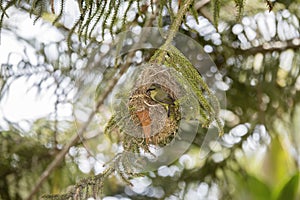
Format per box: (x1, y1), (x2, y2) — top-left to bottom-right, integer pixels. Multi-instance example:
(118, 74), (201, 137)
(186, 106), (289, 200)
(0, 0), (299, 199)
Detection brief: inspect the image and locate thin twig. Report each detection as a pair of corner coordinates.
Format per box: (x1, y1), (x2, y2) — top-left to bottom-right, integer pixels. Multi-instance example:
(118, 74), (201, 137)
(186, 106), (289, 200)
(232, 38), (300, 55)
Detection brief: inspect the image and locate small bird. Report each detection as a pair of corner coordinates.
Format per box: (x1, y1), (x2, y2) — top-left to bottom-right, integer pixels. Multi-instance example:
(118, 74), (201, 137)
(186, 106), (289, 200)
(146, 83), (175, 117)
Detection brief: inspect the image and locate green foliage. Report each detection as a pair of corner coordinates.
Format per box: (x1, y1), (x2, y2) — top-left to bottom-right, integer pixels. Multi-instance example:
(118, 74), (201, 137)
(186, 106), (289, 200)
(233, 173), (272, 200)
(1, 0), (300, 199)
(234, 0), (244, 20)
(0, 0), (206, 48)
(42, 168), (114, 200)
(212, 0), (221, 26)
(211, 0), (277, 25)
(0, 130), (50, 199)
(275, 173), (300, 200)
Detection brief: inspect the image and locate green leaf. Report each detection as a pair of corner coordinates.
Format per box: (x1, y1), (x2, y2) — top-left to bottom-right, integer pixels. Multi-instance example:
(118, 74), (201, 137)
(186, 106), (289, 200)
(245, 175), (272, 200)
(276, 173), (300, 200)
(232, 173), (271, 200)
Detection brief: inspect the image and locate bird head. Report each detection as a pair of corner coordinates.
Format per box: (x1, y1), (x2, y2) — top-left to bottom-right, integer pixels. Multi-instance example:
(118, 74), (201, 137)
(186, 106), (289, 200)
(146, 83), (161, 95)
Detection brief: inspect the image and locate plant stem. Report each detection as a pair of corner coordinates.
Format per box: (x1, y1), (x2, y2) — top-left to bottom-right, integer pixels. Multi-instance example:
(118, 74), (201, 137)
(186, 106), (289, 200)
(162, 0), (194, 49)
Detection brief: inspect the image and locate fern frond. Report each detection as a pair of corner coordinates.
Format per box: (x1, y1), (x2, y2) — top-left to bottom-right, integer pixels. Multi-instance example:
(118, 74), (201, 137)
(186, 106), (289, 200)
(101, 0), (114, 39)
(104, 114), (117, 135)
(67, 15), (82, 50)
(234, 0), (244, 21)
(89, 0), (108, 39)
(121, 0), (134, 31)
(42, 168), (114, 200)
(190, 0), (199, 24)
(78, 2), (93, 43)
(109, 0), (120, 37)
(52, 0), (65, 25)
(33, 1), (44, 24)
(30, 0), (39, 17)
(212, 0), (220, 26)
(0, 0), (14, 38)
(82, 3), (101, 42)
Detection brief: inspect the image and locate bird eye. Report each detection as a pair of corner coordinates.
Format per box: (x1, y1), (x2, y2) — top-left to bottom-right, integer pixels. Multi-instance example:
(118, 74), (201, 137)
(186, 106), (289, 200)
(146, 88), (152, 94)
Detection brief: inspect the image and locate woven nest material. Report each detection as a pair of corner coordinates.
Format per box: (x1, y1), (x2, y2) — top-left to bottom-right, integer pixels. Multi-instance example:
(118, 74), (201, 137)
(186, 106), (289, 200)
(128, 85), (180, 146)
(126, 63), (182, 147)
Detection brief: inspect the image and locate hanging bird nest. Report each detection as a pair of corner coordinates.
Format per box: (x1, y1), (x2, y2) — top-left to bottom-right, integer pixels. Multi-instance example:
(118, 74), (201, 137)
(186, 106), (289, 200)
(124, 63), (183, 149)
(128, 82), (181, 147)
(106, 62), (189, 153)
(106, 46), (223, 157)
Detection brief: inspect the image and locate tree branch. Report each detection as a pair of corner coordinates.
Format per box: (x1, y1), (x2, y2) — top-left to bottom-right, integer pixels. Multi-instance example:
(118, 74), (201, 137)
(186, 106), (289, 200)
(232, 38), (300, 55)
